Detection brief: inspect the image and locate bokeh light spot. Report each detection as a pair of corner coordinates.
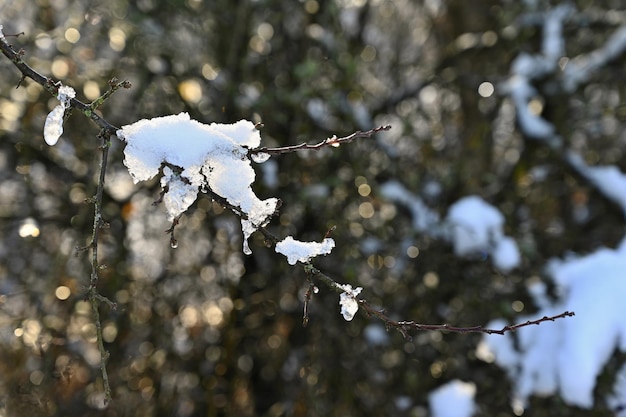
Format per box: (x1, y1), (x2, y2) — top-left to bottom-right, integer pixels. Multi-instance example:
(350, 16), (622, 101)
(358, 202), (375, 218)
(55, 285), (71, 300)
(407, 246), (420, 258)
(423, 272), (439, 288)
(478, 81), (494, 98)
(64, 27), (81, 44)
(19, 218), (40, 238)
(178, 79), (203, 104)
(108, 27), (126, 51)
(51, 58), (69, 78)
(83, 80), (101, 101)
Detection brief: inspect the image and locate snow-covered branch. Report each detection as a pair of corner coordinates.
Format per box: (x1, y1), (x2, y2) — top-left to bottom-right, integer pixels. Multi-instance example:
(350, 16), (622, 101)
(0, 32), (124, 137)
(304, 264), (574, 337)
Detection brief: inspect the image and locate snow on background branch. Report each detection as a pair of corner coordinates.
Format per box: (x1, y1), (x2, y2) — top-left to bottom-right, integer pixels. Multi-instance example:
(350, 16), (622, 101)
(473, 5), (626, 413)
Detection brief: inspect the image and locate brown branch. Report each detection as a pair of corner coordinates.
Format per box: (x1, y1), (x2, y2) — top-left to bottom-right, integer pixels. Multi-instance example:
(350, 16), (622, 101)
(249, 125), (391, 156)
(1, 34), (120, 404)
(303, 265), (574, 337)
(360, 300), (575, 337)
(84, 130), (115, 405)
(193, 192), (574, 336)
(0, 35), (123, 136)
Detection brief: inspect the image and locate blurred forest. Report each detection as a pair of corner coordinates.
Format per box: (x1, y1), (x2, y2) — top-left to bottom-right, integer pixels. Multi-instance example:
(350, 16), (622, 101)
(1, 0), (626, 416)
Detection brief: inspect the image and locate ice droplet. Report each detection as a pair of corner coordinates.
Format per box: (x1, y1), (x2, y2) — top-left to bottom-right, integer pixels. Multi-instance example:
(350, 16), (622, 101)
(339, 285), (362, 321)
(250, 152), (271, 163)
(242, 239), (252, 255)
(170, 238), (179, 249)
(43, 85), (76, 146)
(44, 105), (65, 146)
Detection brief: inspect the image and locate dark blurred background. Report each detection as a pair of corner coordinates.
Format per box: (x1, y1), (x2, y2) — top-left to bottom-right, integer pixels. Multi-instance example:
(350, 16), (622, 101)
(1, 0), (625, 416)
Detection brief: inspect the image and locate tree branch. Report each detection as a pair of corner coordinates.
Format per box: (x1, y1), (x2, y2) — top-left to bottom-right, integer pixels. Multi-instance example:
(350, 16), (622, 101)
(303, 264), (574, 338)
(2, 33), (120, 405)
(248, 124), (391, 156)
(0, 35), (123, 136)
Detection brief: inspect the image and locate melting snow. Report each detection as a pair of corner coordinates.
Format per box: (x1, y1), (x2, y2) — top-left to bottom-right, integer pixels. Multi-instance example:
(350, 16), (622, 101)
(275, 236), (335, 265)
(337, 283), (362, 321)
(43, 85), (76, 146)
(117, 113), (279, 252)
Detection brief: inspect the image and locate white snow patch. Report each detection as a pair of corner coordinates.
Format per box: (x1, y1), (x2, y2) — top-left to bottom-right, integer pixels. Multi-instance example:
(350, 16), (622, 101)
(492, 236), (522, 272)
(446, 196), (520, 272)
(250, 152), (270, 163)
(563, 25), (626, 92)
(160, 167), (199, 220)
(337, 284), (362, 321)
(542, 4), (573, 61)
(44, 85), (76, 146)
(503, 75), (556, 140)
(567, 152), (626, 218)
(117, 113), (279, 252)
(429, 380), (477, 417)
(380, 180), (441, 234)
(479, 241), (626, 409)
(274, 236), (335, 265)
(499, 5), (575, 146)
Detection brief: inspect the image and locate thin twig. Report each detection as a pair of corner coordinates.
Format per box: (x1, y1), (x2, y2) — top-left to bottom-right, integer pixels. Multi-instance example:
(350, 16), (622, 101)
(90, 77), (132, 111)
(359, 300), (575, 337)
(85, 131), (114, 405)
(0, 35), (121, 136)
(1, 34), (120, 404)
(303, 264), (574, 337)
(248, 125), (391, 156)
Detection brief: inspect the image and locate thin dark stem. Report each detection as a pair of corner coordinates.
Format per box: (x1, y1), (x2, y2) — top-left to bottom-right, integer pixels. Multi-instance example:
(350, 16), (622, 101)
(90, 78), (132, 112)
(249, 125), (391, 156)
(85, 132), (115, 405)
(1, 34), (119, 404)
(359, 300), (574, 337)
